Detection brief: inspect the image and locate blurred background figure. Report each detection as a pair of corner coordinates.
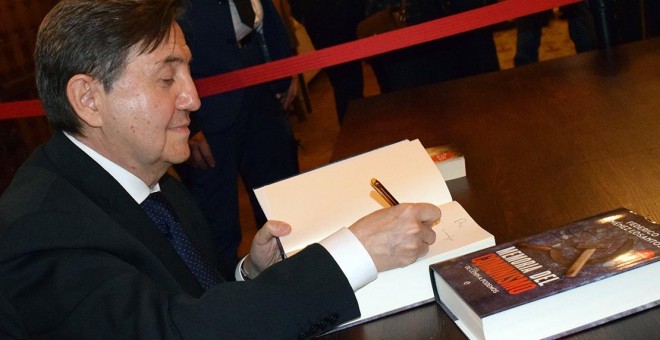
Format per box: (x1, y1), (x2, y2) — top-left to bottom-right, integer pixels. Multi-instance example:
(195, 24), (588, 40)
(289, 0), (366, 124)
(364, 0), (500, 93)
(514, 2), (597, 67)
(177, 0), (299, 278)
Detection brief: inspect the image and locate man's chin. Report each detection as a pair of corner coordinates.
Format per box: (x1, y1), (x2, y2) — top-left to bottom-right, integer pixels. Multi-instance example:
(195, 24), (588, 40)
(167, 147), (191, 165)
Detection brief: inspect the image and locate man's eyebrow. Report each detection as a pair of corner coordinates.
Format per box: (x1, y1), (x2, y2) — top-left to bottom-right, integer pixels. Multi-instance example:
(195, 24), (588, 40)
(158, 55), (186, 66)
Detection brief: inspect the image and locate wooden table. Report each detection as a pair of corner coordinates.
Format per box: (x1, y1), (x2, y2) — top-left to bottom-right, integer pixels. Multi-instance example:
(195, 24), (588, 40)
(323, 37), (660, 339)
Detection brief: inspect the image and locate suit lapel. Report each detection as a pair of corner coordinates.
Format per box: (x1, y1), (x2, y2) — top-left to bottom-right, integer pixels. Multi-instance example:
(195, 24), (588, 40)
(44, 133), (206, 296)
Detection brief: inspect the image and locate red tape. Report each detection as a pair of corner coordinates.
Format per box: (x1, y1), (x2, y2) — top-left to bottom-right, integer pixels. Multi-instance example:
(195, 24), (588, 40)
(0, 99), (45, 120)
(195, 0), (581, 97)
(0, 0), (580, 121)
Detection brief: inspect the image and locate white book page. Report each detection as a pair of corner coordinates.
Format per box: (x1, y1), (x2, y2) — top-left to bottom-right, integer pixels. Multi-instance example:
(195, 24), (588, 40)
(254, 139), (453, 253)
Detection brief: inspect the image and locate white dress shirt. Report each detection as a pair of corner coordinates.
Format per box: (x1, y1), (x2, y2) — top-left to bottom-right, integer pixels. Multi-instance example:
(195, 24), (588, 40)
(229, 0), (264, 40)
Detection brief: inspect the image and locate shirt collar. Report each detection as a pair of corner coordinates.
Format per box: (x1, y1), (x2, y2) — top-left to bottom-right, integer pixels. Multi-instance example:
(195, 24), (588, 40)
(230, 0), (264, 40)
(64, 132), (159, 203)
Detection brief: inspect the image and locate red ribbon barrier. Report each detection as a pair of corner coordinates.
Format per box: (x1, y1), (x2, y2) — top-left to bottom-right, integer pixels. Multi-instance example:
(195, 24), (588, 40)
(0, 99), (45, 121)
(195, 0), (581, 97)
(0, 0), (581, 121)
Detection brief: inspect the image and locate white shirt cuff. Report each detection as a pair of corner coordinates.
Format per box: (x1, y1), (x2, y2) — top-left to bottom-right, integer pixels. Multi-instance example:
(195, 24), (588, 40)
(235, 229), (378, 289)
(235, 256), (248, 281)
(319, 227), (377, 292)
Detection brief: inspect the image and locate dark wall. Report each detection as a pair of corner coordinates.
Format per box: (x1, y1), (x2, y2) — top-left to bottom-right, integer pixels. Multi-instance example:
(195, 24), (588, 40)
(0, 0), (57, 193)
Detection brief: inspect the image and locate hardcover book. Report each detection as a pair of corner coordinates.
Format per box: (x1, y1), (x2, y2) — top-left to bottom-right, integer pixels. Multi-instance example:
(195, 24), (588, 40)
(254, 139), (495, 329)
(430, 208), (660, 340)
(425, 144), (466, 181)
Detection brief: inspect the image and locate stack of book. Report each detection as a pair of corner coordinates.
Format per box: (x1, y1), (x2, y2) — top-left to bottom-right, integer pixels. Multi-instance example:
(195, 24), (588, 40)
(425, 144), (465, 181)
(430, 208), (660, 339)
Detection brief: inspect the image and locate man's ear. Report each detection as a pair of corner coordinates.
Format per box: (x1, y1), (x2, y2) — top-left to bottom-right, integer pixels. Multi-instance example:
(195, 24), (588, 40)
(66, 74), (103, 128)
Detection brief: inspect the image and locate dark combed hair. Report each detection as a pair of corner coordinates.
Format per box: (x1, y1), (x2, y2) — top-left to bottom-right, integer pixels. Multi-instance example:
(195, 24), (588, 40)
(35, 0), (185, 133)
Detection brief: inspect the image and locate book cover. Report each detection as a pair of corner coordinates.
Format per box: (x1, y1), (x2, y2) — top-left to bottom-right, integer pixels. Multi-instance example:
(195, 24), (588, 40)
(425, 144), (466, 181)
(430, 208), (660, 340)
(254, 139), (494, 329)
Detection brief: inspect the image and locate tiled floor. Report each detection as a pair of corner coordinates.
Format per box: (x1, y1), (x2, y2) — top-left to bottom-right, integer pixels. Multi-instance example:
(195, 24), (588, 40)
(237, 13), (577, 256)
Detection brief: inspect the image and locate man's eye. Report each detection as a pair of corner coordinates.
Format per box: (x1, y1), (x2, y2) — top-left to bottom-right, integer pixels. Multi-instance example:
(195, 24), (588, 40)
(160, 78), (175, 86)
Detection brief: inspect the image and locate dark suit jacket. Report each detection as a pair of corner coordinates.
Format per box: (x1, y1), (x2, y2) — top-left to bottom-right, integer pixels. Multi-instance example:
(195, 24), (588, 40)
(0, 133), (359, 339)
(179, 0), (293, 133)
(289, 0), (365, 47)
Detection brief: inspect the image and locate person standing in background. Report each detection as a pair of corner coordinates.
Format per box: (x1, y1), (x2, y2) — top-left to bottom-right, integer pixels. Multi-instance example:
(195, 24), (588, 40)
(365, 0), (500, 93)
(289, 0), (366, 123)
(514, 2), (597, 67)
(176, 0), (299, 277)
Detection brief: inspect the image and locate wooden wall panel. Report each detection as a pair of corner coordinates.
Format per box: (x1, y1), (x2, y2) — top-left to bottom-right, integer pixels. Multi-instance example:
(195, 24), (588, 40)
(1, 0), (58, 99)
(1, 0), (57, 193)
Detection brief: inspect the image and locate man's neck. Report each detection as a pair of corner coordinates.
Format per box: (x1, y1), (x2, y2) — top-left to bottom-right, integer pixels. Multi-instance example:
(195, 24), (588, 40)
(64, 131), (165, 193)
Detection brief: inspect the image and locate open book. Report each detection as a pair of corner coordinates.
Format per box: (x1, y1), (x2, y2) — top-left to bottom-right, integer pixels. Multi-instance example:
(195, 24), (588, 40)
(254, 139), (495, 329)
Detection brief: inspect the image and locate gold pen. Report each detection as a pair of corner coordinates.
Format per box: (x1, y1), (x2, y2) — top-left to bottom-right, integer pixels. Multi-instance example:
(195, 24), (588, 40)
(371, 178), (399, 206)
(371, 178), (441, 226)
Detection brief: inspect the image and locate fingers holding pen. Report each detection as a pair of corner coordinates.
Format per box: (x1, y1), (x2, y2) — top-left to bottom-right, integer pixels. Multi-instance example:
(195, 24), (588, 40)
(403, 202), (439, 247)
(248, 220), (291, 276)
(422, 206), (443, 229)
(349, 203), (441, 272)
(369, 177), (439, 244)
(382, 203), (439, 267)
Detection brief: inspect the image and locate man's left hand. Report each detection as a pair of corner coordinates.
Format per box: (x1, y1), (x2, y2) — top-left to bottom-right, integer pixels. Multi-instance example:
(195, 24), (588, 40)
(244, 220), (292, 278)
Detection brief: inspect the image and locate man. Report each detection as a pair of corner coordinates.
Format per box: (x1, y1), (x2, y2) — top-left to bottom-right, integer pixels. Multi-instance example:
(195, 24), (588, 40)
(176, 0), (299, 277)
(364, 0), (500, 93)
(289, 0), (365, 123)
(0, 0), (440, 338)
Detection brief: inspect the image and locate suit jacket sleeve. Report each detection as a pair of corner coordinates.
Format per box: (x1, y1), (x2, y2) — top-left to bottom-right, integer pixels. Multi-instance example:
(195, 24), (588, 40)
(1, 221), (358, 338)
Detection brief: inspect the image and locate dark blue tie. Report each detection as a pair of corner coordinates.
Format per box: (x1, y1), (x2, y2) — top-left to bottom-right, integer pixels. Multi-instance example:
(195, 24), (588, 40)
(141, 191), (222, 290)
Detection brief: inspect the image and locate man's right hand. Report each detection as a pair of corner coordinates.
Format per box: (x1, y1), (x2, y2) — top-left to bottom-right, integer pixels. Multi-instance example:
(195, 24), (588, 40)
(348, 203), (440, 272)
(188, 131), (215, 169)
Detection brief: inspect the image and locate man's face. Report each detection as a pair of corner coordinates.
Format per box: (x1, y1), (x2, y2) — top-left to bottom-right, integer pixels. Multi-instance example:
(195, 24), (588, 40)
(91, 23), (200, 182)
